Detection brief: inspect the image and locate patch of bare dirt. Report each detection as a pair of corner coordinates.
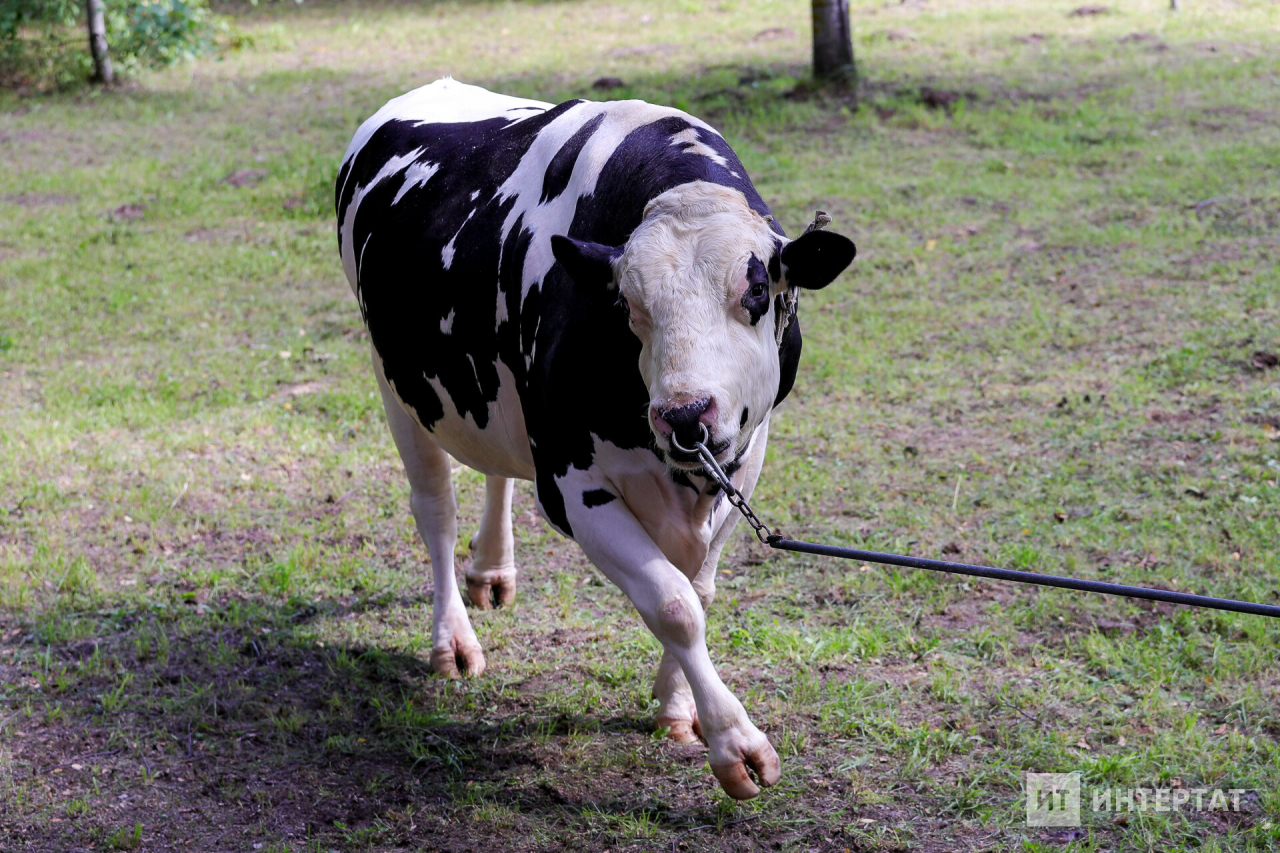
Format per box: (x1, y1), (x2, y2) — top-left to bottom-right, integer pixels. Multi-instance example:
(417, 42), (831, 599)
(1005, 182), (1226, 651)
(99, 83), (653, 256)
(1244, 414), (1280, 430)
(1201, 105), (1274, 123)
(109, 203), (146, 221)
(276, 379), (332, 399)
(607, 43), (678, 58)
(4, 597), (910, 851)
(223, 168), (268, 187)
(184, 221), (264, 244)
(919, 86), (962, 110)
(752, 27), (795, 41)
(1149, 406), (1221, 425)
(2, 193), (76, 207)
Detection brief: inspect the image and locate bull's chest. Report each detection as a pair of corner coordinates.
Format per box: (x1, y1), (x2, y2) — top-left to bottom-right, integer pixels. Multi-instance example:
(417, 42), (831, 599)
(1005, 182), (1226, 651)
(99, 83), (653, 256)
(610, 463), (732, 578)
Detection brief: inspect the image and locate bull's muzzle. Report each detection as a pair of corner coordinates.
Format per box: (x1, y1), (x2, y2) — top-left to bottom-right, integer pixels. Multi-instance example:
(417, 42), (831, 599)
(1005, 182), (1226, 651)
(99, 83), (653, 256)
(652, 397), (714, 449)
(654, 401), (730, 466)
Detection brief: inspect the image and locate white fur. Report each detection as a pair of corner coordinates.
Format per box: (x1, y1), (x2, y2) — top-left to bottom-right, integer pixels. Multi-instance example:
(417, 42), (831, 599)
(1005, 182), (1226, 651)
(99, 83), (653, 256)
(392, 160), (439, 205)
(669, 127), (729, 168)
(440, 208), (474, 270)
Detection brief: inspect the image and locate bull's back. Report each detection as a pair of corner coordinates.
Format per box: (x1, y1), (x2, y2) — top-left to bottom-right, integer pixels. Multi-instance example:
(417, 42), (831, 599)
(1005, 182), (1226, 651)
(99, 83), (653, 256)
(335, 79), (556, 478)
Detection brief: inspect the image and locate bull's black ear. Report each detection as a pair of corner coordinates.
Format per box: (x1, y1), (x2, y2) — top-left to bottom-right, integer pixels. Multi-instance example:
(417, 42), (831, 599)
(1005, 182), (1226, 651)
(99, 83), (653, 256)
(551, 235), (623, 288)
(780, 230), (856, 290)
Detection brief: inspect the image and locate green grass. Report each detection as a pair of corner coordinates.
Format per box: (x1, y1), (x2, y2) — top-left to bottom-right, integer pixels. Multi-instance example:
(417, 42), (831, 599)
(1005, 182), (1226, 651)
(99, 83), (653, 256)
(1, 0), (1279, 850)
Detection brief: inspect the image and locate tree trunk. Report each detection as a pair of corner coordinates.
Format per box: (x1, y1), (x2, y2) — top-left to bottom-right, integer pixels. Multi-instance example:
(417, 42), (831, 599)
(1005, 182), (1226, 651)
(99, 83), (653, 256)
(85, 0), (113, 84)
(1170, 0), (1180, 9)
(812, 0), (855, 82)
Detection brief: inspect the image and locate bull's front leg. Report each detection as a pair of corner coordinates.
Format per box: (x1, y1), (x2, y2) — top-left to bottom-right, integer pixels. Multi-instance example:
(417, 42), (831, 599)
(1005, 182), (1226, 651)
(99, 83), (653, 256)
(572, 497), (780, 799)
(653, 418), (770, 747)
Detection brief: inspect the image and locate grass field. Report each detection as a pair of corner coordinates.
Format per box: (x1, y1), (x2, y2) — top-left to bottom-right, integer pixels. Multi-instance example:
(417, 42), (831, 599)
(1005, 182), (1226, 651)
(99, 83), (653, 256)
(2, 0), (1279, 850)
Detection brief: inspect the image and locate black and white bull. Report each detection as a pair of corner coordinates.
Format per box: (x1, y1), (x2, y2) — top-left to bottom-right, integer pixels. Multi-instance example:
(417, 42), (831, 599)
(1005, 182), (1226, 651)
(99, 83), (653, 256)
(336, 78), (855, 799)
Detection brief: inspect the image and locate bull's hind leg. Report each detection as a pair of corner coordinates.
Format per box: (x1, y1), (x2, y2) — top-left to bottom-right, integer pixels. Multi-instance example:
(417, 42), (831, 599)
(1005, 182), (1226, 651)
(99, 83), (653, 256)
(651, 549), (718, 745)
(654, 648), (701, 744)
(374, 355), (485, 677)
(465, 476), (517, 609)
(651, 540), (725, 745)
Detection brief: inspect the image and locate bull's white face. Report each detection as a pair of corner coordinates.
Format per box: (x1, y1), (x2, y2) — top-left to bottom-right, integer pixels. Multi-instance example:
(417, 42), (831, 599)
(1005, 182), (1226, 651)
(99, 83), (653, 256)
(617, 183), (784, 469)
(550, 180), (855, 473)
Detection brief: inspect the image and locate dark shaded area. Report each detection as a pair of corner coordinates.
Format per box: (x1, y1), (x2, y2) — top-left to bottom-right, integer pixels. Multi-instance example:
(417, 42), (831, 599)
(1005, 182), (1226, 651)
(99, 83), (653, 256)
(0, 596), (862, 852)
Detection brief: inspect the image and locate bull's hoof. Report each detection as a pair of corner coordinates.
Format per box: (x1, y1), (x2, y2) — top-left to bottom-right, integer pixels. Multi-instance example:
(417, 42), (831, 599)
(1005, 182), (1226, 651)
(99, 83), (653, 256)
(430, 637), (486, 678)
(465, 570), (516, 610)
(656, 712), (703, 745)
(710, 734), (781, 800)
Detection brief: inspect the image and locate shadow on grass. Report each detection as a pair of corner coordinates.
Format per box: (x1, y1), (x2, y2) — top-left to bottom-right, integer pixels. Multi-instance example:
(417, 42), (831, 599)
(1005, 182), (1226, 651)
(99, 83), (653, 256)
(0, 594), (747, 852)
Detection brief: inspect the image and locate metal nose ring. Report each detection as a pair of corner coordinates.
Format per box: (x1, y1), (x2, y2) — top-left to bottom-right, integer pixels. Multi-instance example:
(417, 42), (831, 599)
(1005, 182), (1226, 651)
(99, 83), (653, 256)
(669, 423), (709, 455)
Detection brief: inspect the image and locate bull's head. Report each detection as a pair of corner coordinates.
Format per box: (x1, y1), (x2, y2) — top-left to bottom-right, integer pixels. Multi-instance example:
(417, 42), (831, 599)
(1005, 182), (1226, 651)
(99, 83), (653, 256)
(552, 181), (855, 471)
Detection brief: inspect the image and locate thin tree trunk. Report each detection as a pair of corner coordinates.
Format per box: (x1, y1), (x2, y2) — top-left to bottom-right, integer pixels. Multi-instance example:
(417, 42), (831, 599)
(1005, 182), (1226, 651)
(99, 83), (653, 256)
(812, 0), (855, 82)
(85, 0), (113, 84)
(1170, 0), (1180, 9)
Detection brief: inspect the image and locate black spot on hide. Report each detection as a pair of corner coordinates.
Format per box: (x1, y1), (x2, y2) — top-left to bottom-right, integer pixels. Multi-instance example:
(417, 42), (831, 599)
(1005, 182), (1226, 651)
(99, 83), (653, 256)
(582, 488), (616, 508)
(541, 113), (605, 204)
(741, 255), (770, 325)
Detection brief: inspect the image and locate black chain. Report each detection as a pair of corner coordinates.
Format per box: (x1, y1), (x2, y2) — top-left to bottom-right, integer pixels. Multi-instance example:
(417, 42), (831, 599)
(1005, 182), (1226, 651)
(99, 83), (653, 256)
(685, 435), (776, 545)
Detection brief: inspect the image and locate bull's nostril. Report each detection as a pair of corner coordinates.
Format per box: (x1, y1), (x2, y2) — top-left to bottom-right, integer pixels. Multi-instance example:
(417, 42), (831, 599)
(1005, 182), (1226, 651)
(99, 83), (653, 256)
(659, 397), (712, 448)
